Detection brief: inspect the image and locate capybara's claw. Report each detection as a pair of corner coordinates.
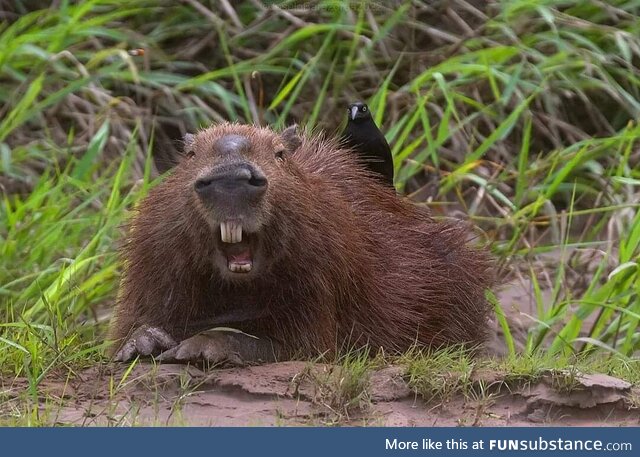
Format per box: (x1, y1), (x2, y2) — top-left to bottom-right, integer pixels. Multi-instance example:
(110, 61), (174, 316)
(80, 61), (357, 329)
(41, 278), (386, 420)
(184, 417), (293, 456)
(156, 333), (245, 366)
(113, 325), (177, 362)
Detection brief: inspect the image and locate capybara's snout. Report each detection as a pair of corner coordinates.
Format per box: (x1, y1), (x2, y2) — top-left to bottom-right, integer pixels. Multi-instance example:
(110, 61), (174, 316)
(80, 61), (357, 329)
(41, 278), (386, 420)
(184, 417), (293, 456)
(194, 162), (268, 203)
(194, 133), (268, 207)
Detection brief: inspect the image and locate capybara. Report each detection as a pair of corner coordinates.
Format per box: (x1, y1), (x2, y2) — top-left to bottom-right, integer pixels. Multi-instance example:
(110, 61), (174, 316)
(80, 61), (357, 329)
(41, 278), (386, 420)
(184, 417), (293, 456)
(109, 123), (494, 363)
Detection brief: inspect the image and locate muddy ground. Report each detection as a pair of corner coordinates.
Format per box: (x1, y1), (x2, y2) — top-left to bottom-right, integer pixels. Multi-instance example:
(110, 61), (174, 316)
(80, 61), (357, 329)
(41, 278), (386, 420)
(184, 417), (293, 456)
(5, 360), (637, 426)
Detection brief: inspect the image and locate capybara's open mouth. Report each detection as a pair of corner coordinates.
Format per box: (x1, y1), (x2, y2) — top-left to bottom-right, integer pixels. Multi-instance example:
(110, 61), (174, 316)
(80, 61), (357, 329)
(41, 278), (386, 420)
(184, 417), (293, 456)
(217, 219), (256, 274)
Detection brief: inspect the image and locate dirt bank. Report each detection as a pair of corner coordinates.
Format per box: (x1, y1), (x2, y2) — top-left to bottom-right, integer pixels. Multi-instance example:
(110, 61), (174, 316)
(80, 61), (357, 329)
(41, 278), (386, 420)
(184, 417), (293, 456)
(3, 361), (637, 427)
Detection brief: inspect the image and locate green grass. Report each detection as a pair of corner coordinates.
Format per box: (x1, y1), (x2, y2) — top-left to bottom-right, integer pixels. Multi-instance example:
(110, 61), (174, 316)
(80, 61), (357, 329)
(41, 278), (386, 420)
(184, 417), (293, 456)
(302, 349), (376, 421)
(400, 346), (640, 404)
(1, 0), (640, 425)
(0, 125), (154, 392)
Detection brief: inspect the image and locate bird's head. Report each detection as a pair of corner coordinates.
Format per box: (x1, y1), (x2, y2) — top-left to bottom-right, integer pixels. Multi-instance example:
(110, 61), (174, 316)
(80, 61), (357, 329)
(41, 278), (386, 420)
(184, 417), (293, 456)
(347, 102), (372, 122)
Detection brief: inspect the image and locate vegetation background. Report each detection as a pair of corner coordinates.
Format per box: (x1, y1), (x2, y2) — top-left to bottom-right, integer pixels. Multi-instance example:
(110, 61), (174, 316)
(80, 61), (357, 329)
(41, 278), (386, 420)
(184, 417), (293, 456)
(0, 0), (639, 423)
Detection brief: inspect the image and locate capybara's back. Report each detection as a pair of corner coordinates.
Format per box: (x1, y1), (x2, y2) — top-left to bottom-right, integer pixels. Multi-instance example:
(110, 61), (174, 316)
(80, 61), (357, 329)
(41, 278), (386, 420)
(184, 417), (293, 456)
(109, 123), (494, 363)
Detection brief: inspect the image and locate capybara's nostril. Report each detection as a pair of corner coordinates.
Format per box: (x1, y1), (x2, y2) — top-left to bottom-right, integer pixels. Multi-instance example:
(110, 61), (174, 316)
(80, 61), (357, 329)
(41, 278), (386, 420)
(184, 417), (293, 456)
(194, 176), (213, 193)
(194, 164), (268, 200)
(247, 170), (268, 190)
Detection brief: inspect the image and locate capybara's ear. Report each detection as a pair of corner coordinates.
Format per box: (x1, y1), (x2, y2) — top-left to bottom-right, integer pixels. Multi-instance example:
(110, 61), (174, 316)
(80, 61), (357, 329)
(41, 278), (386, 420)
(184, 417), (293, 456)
(281, 124), (301, 151)
(153, 132), (196, 174)
(182, 133), (195, 153)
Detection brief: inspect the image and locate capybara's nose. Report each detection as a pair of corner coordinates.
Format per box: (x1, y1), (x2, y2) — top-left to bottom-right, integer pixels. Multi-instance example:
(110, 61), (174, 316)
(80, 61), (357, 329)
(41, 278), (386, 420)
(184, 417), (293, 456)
(194, 163), (268, 201)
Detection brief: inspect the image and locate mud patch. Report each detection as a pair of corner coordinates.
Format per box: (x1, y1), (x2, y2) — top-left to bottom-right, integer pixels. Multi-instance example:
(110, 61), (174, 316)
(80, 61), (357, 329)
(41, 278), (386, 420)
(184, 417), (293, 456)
(3, 362), (638, 426)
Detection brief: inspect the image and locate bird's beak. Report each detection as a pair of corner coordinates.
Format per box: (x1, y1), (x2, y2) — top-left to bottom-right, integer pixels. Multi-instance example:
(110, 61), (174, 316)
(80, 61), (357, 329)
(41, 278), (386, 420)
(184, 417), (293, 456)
(350, 106), (359, 120)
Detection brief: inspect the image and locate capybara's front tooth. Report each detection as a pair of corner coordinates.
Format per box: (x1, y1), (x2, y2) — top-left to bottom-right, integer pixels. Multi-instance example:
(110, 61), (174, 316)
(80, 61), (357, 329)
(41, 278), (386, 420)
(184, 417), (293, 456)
(221, 221), (243, 243)
(220, 222), (230, 243)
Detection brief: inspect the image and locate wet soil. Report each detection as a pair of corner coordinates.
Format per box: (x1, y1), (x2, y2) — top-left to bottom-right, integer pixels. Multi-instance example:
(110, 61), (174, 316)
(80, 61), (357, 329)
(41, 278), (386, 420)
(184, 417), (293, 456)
(3, 361), (637, 427)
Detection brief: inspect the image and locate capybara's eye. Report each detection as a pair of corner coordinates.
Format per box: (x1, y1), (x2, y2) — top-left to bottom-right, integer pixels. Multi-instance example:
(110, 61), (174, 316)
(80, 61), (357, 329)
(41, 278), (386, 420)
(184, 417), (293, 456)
(186, 150), (195, 159)
(275, 148), (286, 161)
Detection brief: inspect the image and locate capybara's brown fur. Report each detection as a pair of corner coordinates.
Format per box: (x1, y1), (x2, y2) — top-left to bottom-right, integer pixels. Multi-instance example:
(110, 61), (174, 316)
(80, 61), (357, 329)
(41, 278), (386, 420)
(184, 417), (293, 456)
(109, 123), (494, 362)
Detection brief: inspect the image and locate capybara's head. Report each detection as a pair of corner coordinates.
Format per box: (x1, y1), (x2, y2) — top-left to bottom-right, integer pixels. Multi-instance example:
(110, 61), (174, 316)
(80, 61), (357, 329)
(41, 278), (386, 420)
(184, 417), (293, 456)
(174, 123), (302, 281)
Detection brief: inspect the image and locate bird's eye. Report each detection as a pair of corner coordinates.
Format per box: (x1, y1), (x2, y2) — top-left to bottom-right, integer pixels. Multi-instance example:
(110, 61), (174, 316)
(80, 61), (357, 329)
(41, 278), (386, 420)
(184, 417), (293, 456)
(362, 106), (367, 112)
(275, 148), (286, 161)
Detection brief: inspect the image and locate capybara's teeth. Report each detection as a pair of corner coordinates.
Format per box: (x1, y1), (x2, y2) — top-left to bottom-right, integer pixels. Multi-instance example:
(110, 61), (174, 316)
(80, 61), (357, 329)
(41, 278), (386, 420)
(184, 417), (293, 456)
(231, 222), (239, 243)
(228, 221), (235, 243)
(228, 262), (252, 273)
(221, 221), (243, 243)
(220, 222), (230, 243)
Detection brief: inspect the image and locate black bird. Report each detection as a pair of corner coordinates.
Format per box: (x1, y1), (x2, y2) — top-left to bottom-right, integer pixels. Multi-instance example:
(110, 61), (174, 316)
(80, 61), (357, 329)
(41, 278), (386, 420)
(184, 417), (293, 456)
(341, 101), (394, 187)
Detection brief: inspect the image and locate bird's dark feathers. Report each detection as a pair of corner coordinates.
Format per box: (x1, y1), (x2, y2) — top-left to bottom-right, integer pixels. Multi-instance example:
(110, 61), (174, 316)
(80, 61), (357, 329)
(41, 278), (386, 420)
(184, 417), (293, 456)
(341, 102), (394, 187)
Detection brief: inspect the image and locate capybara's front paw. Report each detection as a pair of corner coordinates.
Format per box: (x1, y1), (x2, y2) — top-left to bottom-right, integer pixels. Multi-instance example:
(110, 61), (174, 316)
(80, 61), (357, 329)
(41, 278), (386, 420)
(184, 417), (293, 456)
(156, 332), (245, 366)
(113, 325), (177, 361)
